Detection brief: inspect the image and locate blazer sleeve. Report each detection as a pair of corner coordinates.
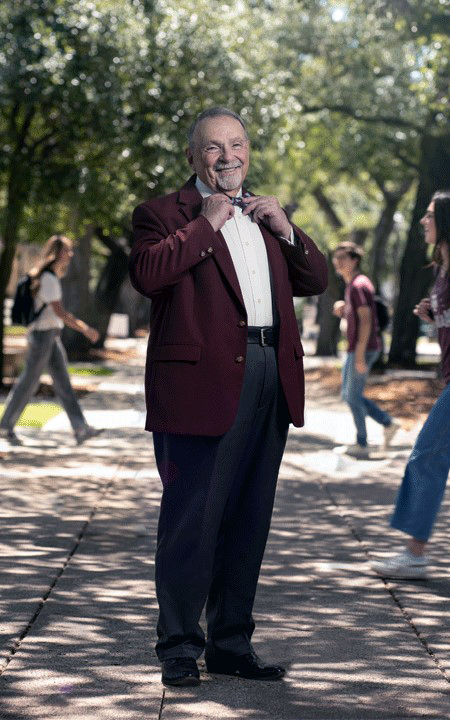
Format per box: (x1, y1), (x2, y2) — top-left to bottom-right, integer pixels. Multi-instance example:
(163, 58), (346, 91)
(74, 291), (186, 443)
(278, 224), (328, 297)
(129, 202), (223, 297)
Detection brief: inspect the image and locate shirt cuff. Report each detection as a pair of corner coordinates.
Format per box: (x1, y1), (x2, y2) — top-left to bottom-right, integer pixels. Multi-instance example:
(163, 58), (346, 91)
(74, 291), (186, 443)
(277, 228), (296, 245)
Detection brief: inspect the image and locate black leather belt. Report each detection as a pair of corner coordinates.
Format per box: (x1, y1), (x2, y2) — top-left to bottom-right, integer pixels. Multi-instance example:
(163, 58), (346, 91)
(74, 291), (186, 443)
(247, 326), (278, 347)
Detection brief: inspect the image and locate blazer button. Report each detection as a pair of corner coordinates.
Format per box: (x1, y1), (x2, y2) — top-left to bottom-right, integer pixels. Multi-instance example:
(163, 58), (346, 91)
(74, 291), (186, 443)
(237, 320), (246, 327)
(207, 247), (213, 253)
(235, 356), (244, 363)
(200, 250), (206, 257)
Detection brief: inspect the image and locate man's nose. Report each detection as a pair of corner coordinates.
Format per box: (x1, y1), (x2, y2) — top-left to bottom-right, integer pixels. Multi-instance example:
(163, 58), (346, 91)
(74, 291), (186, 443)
(220, 145), (234, 162)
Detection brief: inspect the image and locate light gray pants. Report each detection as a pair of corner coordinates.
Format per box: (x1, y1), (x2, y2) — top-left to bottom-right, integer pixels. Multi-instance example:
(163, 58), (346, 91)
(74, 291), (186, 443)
(0, 329), (86, 434)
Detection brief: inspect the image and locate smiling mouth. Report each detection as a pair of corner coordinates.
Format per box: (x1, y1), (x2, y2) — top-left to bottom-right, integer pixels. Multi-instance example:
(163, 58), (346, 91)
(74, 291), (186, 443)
(216, 165), (241, 173)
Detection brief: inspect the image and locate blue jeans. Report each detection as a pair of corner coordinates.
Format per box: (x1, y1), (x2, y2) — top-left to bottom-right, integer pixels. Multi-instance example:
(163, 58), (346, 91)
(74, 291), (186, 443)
(0, 329), (87, 434)
(391, 382), (450, 542)
(341, 350), (392, 447)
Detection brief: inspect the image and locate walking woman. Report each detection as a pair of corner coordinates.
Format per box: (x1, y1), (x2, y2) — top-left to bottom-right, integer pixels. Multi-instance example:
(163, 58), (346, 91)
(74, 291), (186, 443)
(372, 190), (450, 579)
(0, 235), (101, 446)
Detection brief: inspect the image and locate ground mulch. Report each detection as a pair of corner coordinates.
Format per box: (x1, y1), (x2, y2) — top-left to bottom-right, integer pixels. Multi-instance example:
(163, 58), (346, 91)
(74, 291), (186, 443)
(304, 365), (444, 429)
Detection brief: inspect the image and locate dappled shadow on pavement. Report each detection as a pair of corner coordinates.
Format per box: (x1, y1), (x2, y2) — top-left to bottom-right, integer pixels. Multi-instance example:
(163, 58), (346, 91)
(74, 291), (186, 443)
(0, 429), (449, 719)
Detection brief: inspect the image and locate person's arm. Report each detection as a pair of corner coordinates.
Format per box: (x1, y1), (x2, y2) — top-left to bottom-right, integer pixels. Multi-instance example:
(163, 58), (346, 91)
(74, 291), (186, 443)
(51, 301), (99, 343)
(241, 194), (328, 296)
(276, 223), (328, 297)
(129, 201), (225, 298)
(355, 305), (371, 373)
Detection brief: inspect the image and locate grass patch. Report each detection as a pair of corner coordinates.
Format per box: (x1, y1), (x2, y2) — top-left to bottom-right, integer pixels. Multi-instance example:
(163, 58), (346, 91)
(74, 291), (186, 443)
(67, 365), (115, 377)
(0, 402), (62, 428)
(4, 325), (26, 336)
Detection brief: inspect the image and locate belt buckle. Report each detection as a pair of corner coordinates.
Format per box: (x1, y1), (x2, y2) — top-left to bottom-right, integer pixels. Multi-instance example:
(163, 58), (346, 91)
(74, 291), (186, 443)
(260, 328), (267, 347)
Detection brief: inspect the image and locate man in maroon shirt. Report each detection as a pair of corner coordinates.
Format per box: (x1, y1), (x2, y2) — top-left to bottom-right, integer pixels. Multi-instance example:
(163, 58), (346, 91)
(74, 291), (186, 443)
(332, 242), (399, 457)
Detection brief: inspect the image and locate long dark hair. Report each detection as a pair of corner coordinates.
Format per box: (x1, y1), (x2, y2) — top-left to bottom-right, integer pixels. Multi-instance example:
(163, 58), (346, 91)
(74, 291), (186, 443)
(431, 190), (450, 267)
(29, 235), (72, 292)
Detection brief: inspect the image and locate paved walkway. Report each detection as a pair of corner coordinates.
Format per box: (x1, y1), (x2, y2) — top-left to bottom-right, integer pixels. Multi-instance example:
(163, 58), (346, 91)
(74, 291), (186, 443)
(0, 340), (449, 719)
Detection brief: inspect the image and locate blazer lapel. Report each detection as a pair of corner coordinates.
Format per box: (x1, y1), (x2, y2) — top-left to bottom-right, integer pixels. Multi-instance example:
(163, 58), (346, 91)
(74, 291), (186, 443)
(177, 175), (203, 224)
(177, 175), (245, 311)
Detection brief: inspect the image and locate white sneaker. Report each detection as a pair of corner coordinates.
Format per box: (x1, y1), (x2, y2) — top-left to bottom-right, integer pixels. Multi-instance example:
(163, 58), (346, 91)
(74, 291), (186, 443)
(371, 550), (429, 580)
(383, 420), (401, 448)
(345, 443), (370, 458)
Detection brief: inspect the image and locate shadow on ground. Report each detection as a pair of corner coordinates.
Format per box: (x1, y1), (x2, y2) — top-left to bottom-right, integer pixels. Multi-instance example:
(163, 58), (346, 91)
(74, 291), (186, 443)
(0, 428), (448, 720)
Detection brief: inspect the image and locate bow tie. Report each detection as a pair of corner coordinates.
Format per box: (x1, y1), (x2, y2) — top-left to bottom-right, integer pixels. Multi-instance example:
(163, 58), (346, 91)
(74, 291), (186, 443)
(230, 192), (251, 210)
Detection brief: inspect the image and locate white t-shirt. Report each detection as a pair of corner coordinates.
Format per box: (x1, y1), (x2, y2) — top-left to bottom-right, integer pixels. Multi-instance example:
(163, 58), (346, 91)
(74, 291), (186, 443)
(31, 271), (64, 330)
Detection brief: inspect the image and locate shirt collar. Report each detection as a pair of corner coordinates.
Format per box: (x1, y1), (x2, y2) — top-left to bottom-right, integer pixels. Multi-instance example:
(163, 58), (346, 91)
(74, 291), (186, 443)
(195, 176), (242, 199)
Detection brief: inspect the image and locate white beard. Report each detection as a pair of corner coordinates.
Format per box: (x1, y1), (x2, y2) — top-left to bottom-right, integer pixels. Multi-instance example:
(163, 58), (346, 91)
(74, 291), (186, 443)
(215, 168), (243, 191)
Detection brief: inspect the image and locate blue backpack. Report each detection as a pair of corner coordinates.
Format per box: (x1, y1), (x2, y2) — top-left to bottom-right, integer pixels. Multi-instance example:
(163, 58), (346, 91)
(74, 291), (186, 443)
(11, 275), (47, 326)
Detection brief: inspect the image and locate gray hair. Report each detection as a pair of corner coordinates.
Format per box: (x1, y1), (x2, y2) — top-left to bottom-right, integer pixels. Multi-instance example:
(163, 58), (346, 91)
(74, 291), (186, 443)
(187, 107), (248, 148)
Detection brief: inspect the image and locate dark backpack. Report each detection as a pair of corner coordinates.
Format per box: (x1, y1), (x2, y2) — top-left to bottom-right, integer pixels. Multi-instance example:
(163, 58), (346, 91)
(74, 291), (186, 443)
(11, 275), (46, 326)
(374, 295), (390, 332)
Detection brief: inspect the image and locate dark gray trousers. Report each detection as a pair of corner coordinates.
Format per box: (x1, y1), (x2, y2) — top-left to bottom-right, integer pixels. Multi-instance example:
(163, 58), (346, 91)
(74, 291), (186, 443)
(153, 343), (290, 661)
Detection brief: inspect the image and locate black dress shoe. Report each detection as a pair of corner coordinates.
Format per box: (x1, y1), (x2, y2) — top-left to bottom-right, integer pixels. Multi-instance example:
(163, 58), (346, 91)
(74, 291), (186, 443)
(161, 657), (200, 687)
(205, 650), (285, 680)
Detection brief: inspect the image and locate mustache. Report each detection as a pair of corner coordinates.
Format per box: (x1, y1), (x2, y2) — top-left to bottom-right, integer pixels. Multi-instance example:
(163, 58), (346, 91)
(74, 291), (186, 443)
(214, 162), (242, 171)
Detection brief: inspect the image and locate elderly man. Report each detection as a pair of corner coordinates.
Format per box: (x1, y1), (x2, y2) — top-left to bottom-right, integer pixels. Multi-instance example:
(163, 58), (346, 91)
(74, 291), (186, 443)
(129, 107), (327, 687)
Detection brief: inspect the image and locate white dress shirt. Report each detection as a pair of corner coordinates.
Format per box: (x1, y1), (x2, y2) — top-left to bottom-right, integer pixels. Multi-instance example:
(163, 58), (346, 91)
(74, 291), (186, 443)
(196, 178), (277, 326)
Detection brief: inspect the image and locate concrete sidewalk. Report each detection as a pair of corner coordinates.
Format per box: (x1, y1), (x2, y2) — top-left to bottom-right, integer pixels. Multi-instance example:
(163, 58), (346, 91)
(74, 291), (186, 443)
(0, 345), (449, 719)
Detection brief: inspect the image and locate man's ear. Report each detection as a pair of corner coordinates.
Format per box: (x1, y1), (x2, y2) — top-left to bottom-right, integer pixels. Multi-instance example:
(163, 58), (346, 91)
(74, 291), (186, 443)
(185, 147), (194, 168)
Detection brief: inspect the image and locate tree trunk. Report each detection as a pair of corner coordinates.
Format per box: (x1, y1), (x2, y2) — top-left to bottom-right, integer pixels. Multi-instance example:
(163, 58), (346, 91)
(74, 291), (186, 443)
(315, 252), (344, 356)
(0, 163), (29, 387)
(61, 226), (95, 358)
(370, 179), (412, 291)
(61, 227), (131, 357)
(312, 186), (343, 356)
(389, 133), (450, 365)
(93, 245), (130, 342)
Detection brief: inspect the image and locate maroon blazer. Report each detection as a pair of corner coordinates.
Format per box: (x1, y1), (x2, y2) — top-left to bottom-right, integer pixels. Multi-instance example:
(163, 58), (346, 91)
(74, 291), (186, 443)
(129, 175), (328, 435)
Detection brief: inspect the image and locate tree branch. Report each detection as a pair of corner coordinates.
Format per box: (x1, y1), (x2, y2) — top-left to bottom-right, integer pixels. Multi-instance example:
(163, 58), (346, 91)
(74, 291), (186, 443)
(28, 129), (58, 153)
(312, 186), (343, 230)
(16, 105), (36, 150)
(95, 227), (129, 255)
(392, 149), (420, 172)
(302, 103), (423, 132)
(9, 101), (20, 139)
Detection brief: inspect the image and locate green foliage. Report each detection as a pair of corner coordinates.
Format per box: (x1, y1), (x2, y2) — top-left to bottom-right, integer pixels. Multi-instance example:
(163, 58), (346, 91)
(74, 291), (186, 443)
(67, 364), (114, 376)
(0, 0), (448, 258)
(4, 325), (26, 336)
(0, 0), (152, 238)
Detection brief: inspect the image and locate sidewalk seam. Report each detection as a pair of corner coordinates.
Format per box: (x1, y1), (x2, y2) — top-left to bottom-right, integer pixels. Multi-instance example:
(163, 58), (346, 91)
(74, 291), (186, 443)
(317, 477), (450, 687)
(158, 688), (165, 719)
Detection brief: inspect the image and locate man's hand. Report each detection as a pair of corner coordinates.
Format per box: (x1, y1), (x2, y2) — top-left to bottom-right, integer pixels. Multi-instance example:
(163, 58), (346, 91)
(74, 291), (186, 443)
(242, 195), (292, 238)
(413, 297), (434, 323)
(200, 194), (235, 232)
(333, 300), (345, 318)
(354, 356), (368, 374)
